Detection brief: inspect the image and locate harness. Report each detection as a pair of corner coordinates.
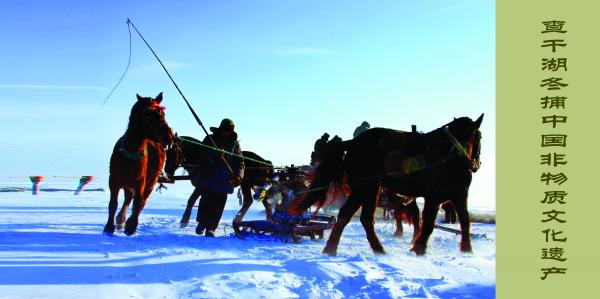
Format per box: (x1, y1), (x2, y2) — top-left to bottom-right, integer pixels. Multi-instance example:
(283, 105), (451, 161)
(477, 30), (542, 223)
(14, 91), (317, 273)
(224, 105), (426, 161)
(383, 127), (478, 197)
(118, 137), (148, 160)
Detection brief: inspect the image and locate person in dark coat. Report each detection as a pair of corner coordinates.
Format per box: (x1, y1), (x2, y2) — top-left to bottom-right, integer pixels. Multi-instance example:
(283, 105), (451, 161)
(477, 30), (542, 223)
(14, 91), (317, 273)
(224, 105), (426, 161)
(194, 118), (244, 237)
(310, 133), (330, 165)
(353, 121), (370, 138)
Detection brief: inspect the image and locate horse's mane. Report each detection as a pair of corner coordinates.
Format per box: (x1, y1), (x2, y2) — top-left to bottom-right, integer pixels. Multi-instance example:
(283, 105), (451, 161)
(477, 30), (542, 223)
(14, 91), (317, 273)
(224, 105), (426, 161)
(127, 99), (150, 132)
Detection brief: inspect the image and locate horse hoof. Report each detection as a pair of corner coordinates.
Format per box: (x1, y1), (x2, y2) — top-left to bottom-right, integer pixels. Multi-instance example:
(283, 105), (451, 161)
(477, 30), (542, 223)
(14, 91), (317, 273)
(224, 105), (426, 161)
(124, 218), (138, 236)
(322, 247), (337, 256)
(410, 244), (427, 256)
(195, 223), (206, 235)
(393, 231), (404, 238)
(373, 249), (386, 255)
(103, 224), (115, 235)
(116, 223), (125, 230)
(460, 243), (473, 253)
(180, 221), (189, 228)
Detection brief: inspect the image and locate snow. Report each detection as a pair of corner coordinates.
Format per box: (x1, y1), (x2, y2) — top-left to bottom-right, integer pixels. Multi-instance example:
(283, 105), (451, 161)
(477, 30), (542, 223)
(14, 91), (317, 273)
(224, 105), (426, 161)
(0, 179), (495, 299)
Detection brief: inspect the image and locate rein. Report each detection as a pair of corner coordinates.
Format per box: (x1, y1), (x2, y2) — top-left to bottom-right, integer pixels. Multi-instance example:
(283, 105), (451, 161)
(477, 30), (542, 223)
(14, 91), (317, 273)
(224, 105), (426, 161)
(178, 136), (274, 167)
(442, 126), (472, 162)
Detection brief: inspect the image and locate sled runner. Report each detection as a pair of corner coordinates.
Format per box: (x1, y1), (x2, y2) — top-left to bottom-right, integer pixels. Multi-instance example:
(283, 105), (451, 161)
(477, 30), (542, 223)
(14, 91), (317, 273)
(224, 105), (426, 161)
(233, 212), (336, 243)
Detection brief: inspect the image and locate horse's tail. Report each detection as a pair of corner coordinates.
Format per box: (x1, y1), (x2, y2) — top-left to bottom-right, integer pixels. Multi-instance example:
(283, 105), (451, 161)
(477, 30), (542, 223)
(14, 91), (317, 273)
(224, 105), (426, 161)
(289, 139), (351, 214)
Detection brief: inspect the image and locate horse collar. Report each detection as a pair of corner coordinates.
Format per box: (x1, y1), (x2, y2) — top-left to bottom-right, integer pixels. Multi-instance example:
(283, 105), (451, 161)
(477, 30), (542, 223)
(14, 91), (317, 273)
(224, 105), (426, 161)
(118, 139), (148, 160)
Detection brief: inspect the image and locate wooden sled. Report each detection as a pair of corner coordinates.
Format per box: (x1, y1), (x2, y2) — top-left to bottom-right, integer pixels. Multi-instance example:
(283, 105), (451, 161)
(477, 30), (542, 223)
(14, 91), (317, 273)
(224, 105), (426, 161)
(233, 213), (336, 243)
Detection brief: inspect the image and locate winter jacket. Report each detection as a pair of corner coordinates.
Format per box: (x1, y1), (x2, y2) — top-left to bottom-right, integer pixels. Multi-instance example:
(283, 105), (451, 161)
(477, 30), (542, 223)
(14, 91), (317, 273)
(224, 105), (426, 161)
(194, 132), (245, 194)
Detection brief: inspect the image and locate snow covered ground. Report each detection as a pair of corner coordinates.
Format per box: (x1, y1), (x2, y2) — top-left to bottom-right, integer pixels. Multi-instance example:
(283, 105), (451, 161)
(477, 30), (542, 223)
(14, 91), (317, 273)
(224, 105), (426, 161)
(0, 179), (495, 299)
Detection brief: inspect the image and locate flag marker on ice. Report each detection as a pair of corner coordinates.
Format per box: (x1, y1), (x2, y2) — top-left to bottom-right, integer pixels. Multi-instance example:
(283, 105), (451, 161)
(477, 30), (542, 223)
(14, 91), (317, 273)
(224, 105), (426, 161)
(29, 176), (44, 195)
(74, 176), (95, 195)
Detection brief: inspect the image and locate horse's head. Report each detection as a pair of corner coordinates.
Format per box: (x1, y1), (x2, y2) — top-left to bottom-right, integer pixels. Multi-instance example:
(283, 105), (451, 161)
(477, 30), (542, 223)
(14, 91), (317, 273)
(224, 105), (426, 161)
(445, 113), (483, 172)
(164, 133), (184, 178)
(129, 92), (175, 146)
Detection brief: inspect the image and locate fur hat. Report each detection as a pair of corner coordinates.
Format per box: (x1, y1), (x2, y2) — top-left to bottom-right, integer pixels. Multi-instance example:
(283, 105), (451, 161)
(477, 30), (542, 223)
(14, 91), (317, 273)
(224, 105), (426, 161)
(210, 118), (235, 133)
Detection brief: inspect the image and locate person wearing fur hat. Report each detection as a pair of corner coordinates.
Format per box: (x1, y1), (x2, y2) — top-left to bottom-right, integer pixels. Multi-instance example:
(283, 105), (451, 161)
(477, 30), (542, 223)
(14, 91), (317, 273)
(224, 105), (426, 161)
(194, 118), (244, 237)
(353, 121), (370, 138)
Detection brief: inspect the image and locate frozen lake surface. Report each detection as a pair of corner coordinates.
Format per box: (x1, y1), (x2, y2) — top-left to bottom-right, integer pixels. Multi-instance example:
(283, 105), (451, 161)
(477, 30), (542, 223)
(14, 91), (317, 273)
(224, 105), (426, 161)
(0, 180), (495, 299)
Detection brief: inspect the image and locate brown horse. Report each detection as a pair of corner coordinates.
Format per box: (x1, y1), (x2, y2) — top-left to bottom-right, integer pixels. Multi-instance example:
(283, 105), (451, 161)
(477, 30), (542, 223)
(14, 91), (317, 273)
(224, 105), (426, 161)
(290, 115), (483, 256)
(378, 189), (420, 240)
(103, 93), (174, 236)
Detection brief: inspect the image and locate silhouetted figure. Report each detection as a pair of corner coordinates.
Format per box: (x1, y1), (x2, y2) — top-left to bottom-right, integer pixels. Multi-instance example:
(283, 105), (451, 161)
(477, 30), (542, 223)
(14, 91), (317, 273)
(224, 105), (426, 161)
(330, 135), (342, 143)
(167, 136), (274, 227)
(353, 121), (370, 138)
(194, 118), (245, 237)
(311, 133), (330, 165)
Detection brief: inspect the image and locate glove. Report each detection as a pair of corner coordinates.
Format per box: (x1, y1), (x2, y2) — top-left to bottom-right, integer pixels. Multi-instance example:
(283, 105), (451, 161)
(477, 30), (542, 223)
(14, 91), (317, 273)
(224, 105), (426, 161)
(233, 176), (242, 187)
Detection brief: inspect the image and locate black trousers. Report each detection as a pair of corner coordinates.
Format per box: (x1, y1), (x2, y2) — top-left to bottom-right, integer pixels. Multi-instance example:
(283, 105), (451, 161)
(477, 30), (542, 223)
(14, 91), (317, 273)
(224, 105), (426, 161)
(196, 190), (228, 232)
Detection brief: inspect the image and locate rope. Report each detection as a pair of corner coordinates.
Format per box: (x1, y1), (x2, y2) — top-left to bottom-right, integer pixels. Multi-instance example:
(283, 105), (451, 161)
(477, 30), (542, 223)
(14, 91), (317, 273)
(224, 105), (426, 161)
(179, 136), (274, 167)
(101, 21), (132, 108)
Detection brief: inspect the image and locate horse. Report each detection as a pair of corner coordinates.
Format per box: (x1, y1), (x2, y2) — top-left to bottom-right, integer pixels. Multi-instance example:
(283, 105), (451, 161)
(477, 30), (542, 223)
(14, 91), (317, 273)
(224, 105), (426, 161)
(379, 195), (454, 238)
(163, 136), (275, 226)
(441, 202), (457, 224)
(290, 114), (483, 256)
(103, 93), (174, 236)
(377, 189), (420, 240)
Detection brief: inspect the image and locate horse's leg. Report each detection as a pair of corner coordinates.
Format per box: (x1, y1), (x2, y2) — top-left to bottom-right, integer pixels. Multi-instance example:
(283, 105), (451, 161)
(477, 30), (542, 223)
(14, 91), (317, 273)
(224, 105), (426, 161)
(359, 183), (385, 254)
(124, 183), (145, 236)
(322, 189), (363, 256)
(453, 194), (472, 252)
(393, 209), (404, 237)
(180, 187), (202, 227)
(103, 184), (119, 235)
(195, 191), (211, 235)
(409, 201), (421, 242)
(262, 199), (273, 221)
(233, 185), (253, 223)
(443, 203), (457, 224)
(116, 188), (133, 230)
(411, 197), (440, 256)
(450, 203), (458, 224)
(205, 192), (227, 235)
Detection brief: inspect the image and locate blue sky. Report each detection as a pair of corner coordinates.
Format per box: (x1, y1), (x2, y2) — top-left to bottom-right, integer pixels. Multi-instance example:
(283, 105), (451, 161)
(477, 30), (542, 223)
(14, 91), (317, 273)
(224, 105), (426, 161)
(0, 0), (495, 207)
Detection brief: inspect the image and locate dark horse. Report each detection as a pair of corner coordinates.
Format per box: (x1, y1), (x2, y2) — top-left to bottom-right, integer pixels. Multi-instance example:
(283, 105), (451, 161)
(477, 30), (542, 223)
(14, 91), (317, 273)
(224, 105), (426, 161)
(103, 93), (174, 236)
(163, 136), (274, 226)
(441, 202), (457, 224)
(290, 114), (483, 256)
